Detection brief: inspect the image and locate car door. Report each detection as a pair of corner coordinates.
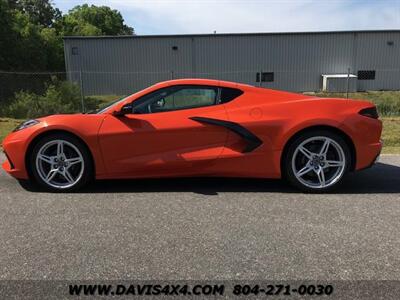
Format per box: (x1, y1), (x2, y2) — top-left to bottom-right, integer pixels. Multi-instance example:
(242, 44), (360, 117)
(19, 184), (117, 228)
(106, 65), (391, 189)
(98, 85), (229, 177)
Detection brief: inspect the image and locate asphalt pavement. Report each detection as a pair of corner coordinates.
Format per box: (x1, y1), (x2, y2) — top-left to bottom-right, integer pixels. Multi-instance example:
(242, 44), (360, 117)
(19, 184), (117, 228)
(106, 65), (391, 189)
(0, 153), (400, 280)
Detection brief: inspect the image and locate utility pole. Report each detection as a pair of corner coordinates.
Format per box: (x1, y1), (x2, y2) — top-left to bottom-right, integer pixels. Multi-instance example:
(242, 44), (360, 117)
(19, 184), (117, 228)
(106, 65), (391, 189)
(346, 68), (350, 99)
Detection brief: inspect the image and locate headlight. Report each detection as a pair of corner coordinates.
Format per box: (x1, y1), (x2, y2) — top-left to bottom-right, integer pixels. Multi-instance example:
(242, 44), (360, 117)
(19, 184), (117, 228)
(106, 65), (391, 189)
(13, 119), (40, 132)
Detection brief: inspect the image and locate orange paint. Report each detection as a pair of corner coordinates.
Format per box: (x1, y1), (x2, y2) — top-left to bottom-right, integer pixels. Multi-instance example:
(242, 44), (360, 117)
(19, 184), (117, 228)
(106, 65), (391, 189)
(2, 79), (382, 181)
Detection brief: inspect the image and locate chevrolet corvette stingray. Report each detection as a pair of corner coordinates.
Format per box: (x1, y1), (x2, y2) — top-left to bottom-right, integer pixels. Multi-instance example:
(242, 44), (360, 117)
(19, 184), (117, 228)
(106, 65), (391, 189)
(2, 79), (382, 192)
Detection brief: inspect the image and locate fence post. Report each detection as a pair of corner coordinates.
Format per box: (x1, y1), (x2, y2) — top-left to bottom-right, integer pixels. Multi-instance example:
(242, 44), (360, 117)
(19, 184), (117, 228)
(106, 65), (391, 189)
(170, 71), (174, 80)
(79, 69), (85, 113)
(346, 67), (350, 99)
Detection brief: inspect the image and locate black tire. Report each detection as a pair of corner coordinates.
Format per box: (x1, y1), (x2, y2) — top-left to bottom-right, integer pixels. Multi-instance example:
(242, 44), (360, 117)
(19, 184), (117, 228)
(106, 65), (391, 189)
(283, 129), (351, 193)
(17, 179), (38, 192)
(29, 133), (93, 192)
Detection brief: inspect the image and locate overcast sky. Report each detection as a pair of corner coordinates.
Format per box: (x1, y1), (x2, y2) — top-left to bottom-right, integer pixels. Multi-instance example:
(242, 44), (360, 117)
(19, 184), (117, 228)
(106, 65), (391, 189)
(54, 0), (400, 35)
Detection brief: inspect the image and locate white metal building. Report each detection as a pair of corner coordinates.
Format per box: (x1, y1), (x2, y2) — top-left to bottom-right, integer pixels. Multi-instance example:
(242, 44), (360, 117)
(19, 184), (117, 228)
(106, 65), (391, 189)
(63, 30), (400, 95)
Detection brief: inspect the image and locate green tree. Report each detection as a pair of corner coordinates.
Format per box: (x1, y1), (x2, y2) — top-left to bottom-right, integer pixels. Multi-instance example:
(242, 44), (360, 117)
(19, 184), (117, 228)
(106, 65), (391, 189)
(0, 1), (134, 72)
(12, 10), (48, 70)
(0, 0), (60, 70)
(61, 4), (134, 36)
(0, 0), (19, 69)
(11, 0), (62, 27)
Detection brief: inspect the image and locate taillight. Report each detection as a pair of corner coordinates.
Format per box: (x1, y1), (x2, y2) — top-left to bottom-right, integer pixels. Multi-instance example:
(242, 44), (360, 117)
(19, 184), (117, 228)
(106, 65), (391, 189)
(359, 107), (379, 119)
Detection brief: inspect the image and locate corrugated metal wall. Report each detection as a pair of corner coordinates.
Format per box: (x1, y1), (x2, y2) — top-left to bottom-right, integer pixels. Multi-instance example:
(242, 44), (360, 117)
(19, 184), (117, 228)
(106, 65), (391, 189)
(64, 31), (400, 95)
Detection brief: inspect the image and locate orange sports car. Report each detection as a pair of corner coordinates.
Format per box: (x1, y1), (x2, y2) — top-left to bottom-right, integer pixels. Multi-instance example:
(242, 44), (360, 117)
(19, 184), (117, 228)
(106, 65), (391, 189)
(2, 79), (382, 192)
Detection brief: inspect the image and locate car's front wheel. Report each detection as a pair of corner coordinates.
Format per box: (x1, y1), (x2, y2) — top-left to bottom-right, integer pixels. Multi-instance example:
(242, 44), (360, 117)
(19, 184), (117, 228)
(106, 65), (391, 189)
(284, 130), (351, 192)
(29, 133), (93, 192)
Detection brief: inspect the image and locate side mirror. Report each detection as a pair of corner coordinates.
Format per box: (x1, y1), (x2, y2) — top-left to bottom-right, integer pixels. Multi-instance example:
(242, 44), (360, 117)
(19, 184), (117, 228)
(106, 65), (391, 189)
(113, 103), (133, 116)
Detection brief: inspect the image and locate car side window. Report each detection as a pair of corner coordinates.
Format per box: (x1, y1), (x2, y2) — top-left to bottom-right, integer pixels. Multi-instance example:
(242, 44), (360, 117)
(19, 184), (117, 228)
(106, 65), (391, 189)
(220, 87), (243, 104)
(134, 86), (218, 114)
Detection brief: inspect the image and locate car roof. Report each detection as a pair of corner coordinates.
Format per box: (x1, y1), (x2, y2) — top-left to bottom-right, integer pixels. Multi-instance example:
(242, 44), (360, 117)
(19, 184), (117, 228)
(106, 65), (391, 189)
(152, 78), (253, 90)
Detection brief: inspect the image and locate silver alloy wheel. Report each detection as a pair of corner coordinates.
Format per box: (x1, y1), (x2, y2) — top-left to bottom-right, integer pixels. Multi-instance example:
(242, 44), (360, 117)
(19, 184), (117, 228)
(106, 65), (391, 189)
(291, 136), (346, 189)
(35, 140), (84, 189)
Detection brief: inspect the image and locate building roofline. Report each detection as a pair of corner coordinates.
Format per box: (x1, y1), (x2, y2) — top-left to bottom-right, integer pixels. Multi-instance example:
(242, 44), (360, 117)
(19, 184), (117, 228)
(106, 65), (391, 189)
(63, 29), (400, 39)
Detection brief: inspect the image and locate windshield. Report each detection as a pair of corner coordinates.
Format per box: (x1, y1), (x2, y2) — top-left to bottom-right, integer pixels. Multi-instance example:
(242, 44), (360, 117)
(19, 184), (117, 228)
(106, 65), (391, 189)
(92, 96), (129, 114)
(91, 84), (164, 114)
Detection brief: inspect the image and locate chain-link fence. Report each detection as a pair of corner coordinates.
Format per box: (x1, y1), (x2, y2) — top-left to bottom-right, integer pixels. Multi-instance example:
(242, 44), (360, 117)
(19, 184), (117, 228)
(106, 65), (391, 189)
(1, 68), (399, 118)
(0, 71), (67, 101)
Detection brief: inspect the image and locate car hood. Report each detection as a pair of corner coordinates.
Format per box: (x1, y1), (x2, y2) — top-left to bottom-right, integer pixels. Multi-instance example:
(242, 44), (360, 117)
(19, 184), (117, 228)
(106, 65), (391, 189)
(37, 113), (103, 122)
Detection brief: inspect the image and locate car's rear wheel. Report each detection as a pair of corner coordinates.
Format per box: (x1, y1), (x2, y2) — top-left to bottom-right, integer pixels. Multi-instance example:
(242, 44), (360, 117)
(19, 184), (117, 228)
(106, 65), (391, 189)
(284, 130), (351, 192)
(29, 133), (92, 192)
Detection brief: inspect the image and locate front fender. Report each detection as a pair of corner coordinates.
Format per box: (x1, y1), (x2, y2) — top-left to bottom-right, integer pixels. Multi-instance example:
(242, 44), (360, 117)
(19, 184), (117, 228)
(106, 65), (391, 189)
(2, 115), (107, 179)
